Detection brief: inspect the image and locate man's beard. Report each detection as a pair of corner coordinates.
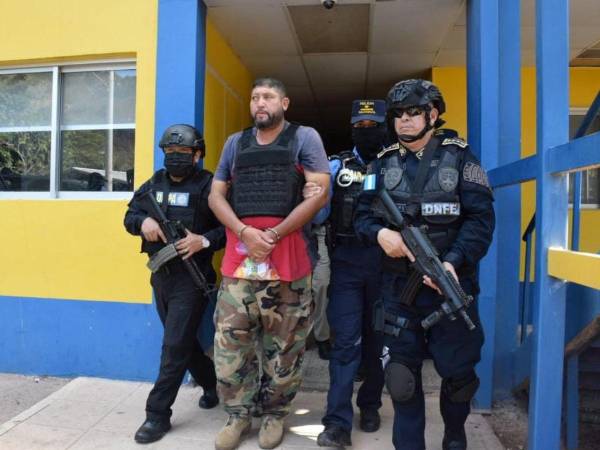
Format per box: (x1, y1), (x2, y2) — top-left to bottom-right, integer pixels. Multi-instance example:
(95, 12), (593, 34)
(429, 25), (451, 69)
(254, 109), (284, 130)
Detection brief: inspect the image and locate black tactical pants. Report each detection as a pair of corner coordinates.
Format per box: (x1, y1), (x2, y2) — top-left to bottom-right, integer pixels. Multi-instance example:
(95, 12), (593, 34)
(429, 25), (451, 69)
(145, 261), (216, 421)
(381, 272), (484, 450)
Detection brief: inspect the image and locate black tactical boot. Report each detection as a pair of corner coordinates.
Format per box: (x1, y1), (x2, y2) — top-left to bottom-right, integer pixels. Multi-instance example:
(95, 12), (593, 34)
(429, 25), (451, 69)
(442, 429), (467, 450)
(316, 340), (332, 360)
(317, 425), (352, 448)
(359, 408), (381, 432)
(198, 387), (219, 409)
(134, 419), (171, 444)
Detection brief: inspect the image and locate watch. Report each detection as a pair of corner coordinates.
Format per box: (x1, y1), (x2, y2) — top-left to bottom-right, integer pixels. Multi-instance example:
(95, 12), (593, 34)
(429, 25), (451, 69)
(201, 236), (210, 248)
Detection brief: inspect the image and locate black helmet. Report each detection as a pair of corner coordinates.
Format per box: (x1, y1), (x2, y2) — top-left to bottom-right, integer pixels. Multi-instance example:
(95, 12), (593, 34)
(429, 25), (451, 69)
(159, 124), (205, 152)
(386, 79), (446, 116)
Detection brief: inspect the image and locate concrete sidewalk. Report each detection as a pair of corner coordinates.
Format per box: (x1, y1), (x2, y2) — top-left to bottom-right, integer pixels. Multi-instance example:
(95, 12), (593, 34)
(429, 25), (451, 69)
(0, 376), (504, 450)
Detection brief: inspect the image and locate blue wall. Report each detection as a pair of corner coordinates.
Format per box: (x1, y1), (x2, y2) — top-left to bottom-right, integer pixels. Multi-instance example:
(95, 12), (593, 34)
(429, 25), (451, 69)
(0, 296), (162, 380)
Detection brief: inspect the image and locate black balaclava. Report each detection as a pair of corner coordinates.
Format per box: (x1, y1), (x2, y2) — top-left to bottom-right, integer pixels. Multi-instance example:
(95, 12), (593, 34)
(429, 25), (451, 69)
(352, 125), (387, 162)
(164, 152), (195, 178)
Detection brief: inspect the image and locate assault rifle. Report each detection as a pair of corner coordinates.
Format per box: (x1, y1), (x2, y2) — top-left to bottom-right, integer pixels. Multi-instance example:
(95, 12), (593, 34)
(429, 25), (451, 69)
(378, 189), (476, 330)
(138, 190), (211, 296)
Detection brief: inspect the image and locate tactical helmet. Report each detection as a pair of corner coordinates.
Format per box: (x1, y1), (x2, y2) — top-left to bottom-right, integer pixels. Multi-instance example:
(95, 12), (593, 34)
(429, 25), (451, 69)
(159, 124), (205, 152)
(386, 79), (446, 116)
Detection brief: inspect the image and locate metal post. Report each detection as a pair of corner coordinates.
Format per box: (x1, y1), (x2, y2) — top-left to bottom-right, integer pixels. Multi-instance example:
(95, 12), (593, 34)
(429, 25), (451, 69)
(154, 0), (207, 171)
(493, 0), (522, 396)
(467, 0), (499, 410)
(529, 1), (570, 449)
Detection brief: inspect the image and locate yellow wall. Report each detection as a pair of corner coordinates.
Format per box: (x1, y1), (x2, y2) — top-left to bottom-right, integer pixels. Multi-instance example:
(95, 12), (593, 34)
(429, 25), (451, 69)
(432, 67), (600, 278)
(203, 19), (253, 173)
(0, 0), (157, 303)
(203, 18), (254, 273)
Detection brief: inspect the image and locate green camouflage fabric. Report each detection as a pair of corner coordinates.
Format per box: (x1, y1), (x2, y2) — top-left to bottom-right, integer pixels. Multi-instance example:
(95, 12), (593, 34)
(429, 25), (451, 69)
(214, 275), (313, 418)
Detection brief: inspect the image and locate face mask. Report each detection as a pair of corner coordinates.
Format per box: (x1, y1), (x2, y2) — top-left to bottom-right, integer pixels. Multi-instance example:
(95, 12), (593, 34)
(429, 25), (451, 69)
(164, 152), (195, 178)
(352, 126), (387, 162)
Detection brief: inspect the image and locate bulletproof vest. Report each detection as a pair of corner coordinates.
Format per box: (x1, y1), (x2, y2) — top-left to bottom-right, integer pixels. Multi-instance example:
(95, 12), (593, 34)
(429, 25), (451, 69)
(330, 151), (367, 238)
(376, 139), (464, 272)
(141, 168), (212, 256)
(230, 123), (304, 218)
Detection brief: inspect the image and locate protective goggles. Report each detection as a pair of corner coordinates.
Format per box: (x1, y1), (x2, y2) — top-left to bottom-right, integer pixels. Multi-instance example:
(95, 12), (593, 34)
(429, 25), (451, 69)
(391, 105), (428, 118)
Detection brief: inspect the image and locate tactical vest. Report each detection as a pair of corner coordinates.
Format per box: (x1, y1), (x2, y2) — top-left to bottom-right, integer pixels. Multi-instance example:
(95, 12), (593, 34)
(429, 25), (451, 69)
(230, 123), (304, 218)
(141, 168), (212, 256)
(330, 151), (367, 238)
(376, 138), (465, 272)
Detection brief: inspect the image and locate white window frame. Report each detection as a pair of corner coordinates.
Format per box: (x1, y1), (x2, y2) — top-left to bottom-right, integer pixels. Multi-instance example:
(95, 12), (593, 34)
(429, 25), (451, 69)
(0, 61), (136, 200)
(569, 107), (600, 209)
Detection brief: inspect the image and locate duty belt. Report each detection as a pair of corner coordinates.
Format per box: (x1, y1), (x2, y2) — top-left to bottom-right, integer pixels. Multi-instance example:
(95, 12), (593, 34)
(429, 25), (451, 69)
(374, 303), (421, 337)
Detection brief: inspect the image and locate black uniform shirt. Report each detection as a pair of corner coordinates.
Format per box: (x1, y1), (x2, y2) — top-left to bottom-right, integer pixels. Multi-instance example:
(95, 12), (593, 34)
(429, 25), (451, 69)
(353, 138), (495, 272)
(124, 167), (225, 270)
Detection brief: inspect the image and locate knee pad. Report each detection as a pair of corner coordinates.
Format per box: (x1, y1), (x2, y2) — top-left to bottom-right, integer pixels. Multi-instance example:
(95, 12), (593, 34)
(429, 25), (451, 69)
(384, 362), (416, 403)
(442, 372), (480, 403)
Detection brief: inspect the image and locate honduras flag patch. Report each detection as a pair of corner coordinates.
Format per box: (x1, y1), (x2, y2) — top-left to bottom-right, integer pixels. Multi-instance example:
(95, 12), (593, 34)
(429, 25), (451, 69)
(363, 173), (376, 191)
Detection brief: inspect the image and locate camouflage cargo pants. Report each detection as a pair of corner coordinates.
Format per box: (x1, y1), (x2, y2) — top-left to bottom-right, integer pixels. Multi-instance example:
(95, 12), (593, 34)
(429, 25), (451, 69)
(214, 275), (313, 418)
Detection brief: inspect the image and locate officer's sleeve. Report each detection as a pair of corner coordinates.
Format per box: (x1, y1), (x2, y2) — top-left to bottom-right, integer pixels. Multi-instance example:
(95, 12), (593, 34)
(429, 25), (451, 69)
(353, 160), (386, 246)
(123, 179), (153, 236)
(443, 149), (495, 269)
(312, 159), (339, 225)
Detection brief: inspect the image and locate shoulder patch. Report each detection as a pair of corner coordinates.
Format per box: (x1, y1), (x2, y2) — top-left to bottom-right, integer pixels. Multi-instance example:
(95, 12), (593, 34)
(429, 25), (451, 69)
(377, 143), (400, 159)
(442, 137), (468, 148)
(463, 161), (490, 189)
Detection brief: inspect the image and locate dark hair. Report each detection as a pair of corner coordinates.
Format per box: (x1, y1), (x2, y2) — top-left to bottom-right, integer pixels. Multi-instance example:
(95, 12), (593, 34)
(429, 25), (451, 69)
(252, 77), (287, 98)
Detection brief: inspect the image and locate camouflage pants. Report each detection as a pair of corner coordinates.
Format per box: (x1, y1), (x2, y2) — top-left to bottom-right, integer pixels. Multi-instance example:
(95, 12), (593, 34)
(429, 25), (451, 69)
(214, 275), (313, 418)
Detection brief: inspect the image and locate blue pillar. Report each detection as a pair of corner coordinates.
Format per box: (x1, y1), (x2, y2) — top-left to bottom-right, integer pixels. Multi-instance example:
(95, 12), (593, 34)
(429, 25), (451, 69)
(154, 0), (207, 170)
(492, 0), (522, 397)
(466, 0), (499, 411)
(529, 0), (569, 449)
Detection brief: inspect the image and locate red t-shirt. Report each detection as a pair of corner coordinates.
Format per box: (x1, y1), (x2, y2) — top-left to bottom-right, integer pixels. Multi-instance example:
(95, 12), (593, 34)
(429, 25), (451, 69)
(220, 217), (313, 282)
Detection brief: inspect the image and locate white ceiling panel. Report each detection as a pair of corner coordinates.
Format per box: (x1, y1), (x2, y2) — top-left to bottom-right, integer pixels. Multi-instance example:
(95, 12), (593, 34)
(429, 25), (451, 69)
(208, 6), (297, 56)
(368, 53), (435, 85)
(241, 56), (309, 85)
(371, 0), (464, 54)
(304, 53), (368, 86)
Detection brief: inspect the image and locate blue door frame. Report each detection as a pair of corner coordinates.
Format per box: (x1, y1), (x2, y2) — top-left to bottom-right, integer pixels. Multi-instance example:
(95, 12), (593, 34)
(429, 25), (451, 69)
(475, 0), (600, 448)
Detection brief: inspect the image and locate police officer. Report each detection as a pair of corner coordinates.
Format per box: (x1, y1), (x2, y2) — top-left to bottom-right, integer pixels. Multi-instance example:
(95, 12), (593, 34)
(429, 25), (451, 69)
(124, 124), (225, 444)
(354, 80), (495, 450)
(314, 100), (387, 448)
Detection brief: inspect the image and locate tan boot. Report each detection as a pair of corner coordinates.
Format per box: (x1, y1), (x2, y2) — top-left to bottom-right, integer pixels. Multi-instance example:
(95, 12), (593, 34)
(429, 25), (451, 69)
(214, 415), (251, 450)
(258, 415), (284, 449)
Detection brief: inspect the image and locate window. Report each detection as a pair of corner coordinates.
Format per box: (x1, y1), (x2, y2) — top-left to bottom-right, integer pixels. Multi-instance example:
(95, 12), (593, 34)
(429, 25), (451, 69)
(569, 109), (600, 207)
(0, 64), (136, 198)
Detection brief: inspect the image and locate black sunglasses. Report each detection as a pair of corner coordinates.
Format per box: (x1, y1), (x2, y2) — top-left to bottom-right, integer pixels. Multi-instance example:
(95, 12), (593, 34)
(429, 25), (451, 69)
(392, 106), (428, 118)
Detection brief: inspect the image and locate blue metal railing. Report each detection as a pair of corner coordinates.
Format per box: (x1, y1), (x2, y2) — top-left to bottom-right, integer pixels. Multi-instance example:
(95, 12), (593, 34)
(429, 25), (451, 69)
(518, 90), (600, 450)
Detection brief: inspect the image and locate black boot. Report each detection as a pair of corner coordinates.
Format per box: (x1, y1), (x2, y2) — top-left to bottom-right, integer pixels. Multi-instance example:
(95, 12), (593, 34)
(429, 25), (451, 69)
(359, 408), (381, 432)
(134, 419), (171, 444)
(199, 387), (219, 409)
(317, 425), (352, 448)
(316, 340), (332, 360)
(442, 429), (467, 450)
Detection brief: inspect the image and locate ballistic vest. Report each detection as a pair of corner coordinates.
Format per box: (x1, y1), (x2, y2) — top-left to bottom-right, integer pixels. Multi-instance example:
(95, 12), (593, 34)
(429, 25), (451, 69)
(141, 168), (212, 257)
(230, 123), (303, 218)
(376, 135), (466, 272)
(330, 151), (367, 238)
